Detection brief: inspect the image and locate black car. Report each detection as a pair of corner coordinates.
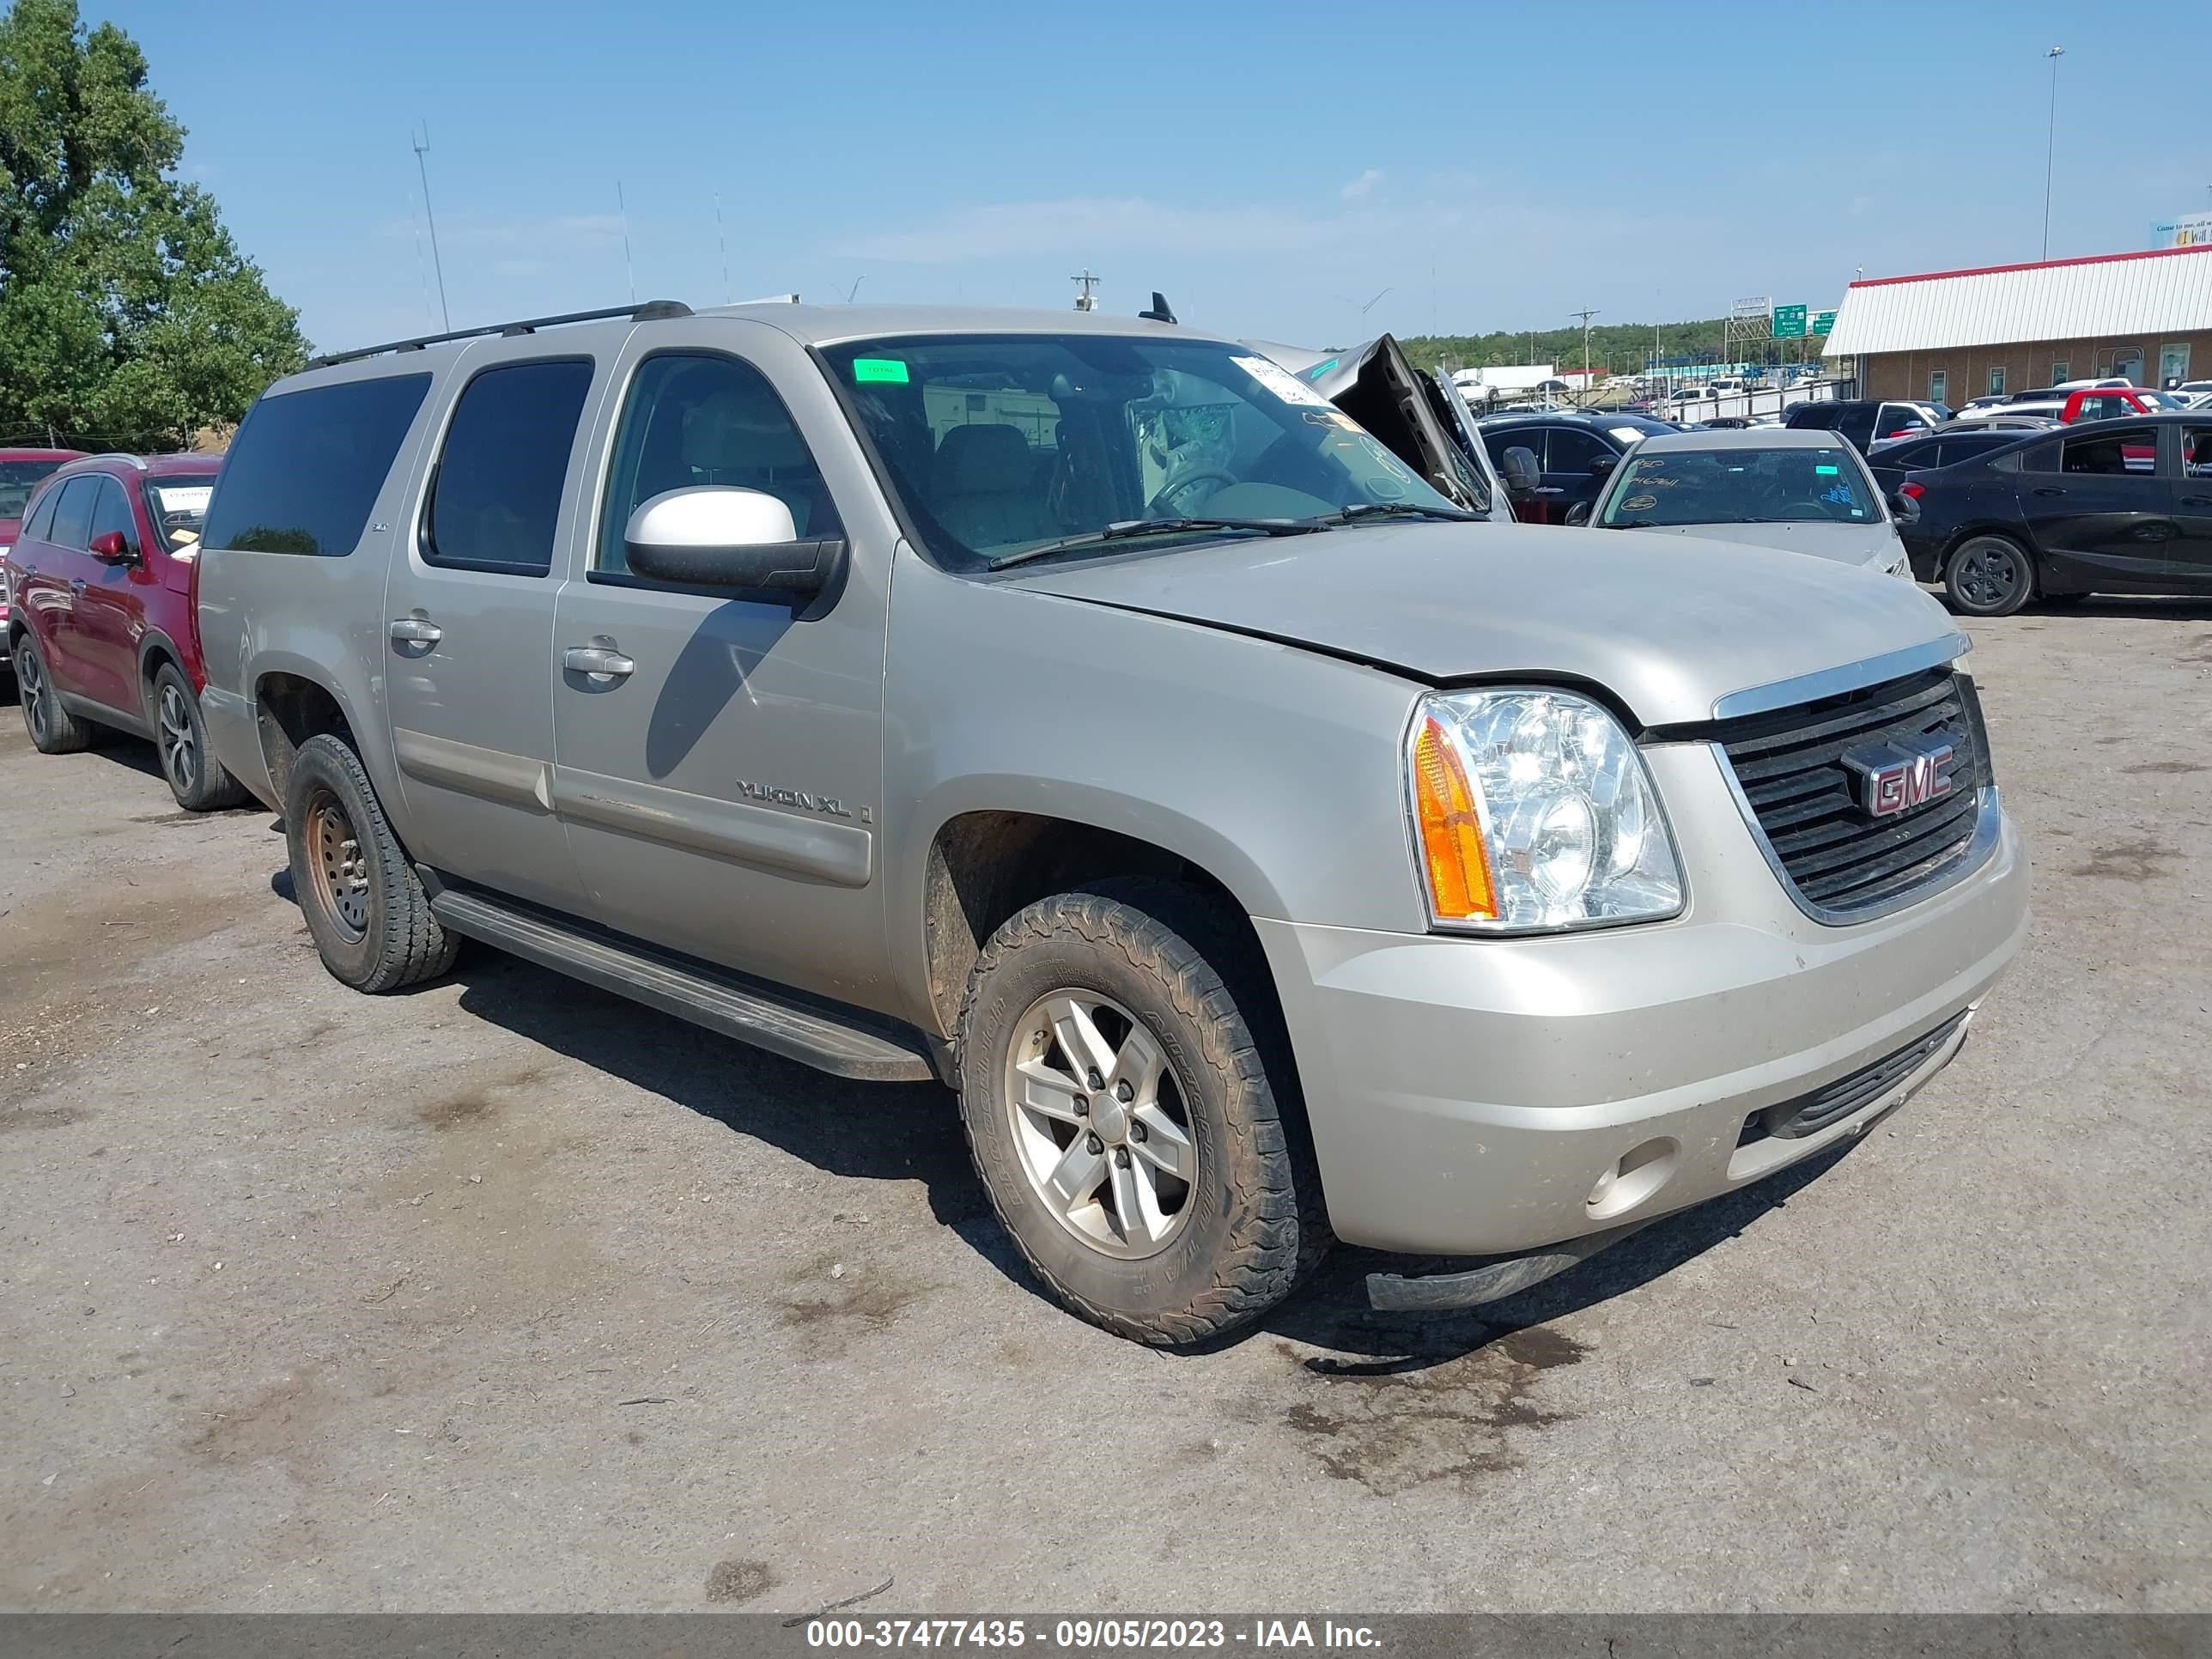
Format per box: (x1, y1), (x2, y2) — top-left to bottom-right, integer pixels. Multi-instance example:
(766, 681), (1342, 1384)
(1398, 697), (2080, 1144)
(1898, 412), (2212, 615)
(1784, 398), (1947, 451)
(1476, 410), (1675, 523)
(1863, 425), (2058, 495)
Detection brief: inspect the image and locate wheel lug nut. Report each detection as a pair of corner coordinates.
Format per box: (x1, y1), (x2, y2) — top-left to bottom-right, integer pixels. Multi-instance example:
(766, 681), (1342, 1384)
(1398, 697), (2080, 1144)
(1130, 1121), (1147, 1142)
(1085, 1069), (1103, 1090)
(1073, 1098), (1089, 1116)
(1086, 1133), (1103, 1155)
(1115, 1147), (1132, 1168)
(1115, 1080), (1133, 1103)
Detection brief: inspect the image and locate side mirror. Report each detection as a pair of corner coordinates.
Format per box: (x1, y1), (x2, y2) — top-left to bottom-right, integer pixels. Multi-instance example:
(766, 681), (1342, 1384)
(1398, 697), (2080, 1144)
(1887, 489), (1922, 526)
(1588, 453), (1619, 477)
(88, 529), (135, 565)
(623, 487), (845, 605)
(1498, 446), (1540, 498)
(1565, 501), (1592, 527)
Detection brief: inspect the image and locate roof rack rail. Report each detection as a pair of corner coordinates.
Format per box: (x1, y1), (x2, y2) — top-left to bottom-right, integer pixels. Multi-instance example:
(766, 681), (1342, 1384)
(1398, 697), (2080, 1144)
(306, 299), (693, 368)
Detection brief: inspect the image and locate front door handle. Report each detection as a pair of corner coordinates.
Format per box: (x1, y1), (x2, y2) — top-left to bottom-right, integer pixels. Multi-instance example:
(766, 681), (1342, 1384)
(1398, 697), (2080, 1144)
(388, 616), (443, 646)
(2183, 495), (2212, 507)
(563, 643), (635, 681)
(69, 578), (86, 596)
(2031, 486), (2066, 496)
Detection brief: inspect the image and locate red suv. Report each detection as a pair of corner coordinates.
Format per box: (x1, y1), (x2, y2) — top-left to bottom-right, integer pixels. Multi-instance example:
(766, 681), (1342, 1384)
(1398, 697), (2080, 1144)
(0, 447), (89, 677)
(4, 453), (247, 810)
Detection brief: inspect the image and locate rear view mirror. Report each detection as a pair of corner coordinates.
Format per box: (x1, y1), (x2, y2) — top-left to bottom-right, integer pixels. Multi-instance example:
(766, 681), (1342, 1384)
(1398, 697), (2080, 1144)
(623, 487), (845, 606)
(1565, 501), (1592, 527)
(1498, 447), (1540, 498)
(88, 530), (133, 565)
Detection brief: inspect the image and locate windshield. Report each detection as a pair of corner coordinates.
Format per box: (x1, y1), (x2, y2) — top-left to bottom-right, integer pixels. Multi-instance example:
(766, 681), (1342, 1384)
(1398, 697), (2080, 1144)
(0, 459), (67, 521)
(1601, 446), (1876, 527)
(143, 475), (218, 547)
(822, 333), (1458, 571)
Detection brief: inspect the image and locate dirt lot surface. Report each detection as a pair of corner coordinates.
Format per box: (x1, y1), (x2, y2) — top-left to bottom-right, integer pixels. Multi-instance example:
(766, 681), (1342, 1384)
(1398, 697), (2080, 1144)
(3, 604), (2209, 1613)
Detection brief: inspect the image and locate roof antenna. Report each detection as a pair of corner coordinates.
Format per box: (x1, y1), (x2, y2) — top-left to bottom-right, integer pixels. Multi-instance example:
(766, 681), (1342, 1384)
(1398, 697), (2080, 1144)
(1139, 290), (1176, 325)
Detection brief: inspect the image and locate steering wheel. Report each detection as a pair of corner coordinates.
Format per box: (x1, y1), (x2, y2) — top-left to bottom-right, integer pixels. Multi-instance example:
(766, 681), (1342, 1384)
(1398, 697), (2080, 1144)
(1777, 501), (1830, 520)
(1149, 465), (1238, 516)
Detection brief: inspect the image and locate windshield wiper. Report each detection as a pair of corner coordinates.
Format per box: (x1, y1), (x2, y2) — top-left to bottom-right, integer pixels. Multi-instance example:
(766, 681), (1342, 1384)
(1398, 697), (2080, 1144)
(1308, 501), (1485, 526)
(985, 517), (1323, 571)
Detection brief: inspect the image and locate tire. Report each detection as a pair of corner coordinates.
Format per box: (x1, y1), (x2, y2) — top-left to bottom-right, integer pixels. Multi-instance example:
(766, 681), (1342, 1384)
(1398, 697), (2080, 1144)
(149, 662), (249, 811)
(283, 732), (457, 993)
(1943, 534), (2034, 617)
(956, 878), (1329, 1345)
(13, 629), (92, 754)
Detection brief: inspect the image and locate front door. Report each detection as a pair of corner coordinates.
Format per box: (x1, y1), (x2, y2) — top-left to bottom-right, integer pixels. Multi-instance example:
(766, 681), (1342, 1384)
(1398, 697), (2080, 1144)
(2016, 423), (2181, 589)
(380, 345), (603, 913)
(548, 323), (893, 1011)
(2172, 421), (2212, 589)
(70, 473), (157, 718)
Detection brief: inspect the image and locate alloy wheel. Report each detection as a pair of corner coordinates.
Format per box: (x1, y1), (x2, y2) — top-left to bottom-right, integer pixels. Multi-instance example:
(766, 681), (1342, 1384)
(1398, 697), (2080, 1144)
(17, 647), (46, 745)
(1002, 989), (1199, 1259)
(157, 683), (197, 795)
(307, 792), (371, 940)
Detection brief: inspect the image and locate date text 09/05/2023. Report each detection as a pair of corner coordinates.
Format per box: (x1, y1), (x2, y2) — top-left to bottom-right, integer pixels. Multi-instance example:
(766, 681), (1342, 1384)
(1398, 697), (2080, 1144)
(805, 1620), (1382, 1650)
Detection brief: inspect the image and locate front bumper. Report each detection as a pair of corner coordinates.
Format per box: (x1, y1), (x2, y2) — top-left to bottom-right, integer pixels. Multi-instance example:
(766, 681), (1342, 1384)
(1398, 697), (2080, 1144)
(1255, 741), (2030, 1256)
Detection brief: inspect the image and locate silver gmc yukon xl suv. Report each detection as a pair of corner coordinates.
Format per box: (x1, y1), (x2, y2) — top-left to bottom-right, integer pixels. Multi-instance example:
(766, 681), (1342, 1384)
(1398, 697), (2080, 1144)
(196, 301), (2029, 1343)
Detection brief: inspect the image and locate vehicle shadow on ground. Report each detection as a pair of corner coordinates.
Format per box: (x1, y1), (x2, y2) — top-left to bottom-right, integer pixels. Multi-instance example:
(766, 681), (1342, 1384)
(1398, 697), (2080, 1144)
(2029, 597), (2212, 622)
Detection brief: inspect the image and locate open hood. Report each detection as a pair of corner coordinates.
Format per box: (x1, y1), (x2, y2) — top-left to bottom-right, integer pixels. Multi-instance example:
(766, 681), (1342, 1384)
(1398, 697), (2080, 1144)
(1006, 520), (1963, 728)
(1246, 334), (1513, 522)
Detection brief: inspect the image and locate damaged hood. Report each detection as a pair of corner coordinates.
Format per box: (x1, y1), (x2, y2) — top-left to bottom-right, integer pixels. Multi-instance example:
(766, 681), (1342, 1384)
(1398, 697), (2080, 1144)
(1009, 521), (1963, 728)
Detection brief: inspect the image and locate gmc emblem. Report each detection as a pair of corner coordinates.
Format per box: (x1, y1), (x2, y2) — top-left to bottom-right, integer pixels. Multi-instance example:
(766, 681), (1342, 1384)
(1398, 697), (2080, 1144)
(1844, 736), (1956, 818)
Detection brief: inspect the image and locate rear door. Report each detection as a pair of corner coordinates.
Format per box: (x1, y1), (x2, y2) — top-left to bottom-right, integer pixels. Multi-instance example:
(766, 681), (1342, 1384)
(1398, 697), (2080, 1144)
(15, 476), (100, 689)
(2171, 421), (2212, 588)
(380, 345), (604, 914)
(2015, 423), (2181, 587)
(1539, 425), (1614, 517)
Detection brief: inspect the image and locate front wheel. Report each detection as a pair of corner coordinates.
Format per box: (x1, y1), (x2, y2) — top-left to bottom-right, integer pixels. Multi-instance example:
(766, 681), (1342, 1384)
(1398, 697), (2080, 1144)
(1944, 534), (2034, 617)
(956, 880), (1328, 1345)
(150, 663), (249, 811)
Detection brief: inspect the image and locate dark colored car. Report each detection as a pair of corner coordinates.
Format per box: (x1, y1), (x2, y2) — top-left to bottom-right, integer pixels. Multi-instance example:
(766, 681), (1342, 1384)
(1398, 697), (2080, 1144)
(0, 447), (89, 672)
(1785, 398), (1948, 451)
(4, 453), (247, 808)
(1864, 425), (2058, 495)
(1477, 410), (1676, 523)
(1897, 412), (2212, 616)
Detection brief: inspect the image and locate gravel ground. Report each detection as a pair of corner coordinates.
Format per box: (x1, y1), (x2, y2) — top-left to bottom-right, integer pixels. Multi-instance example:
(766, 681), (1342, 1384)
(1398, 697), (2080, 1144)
(1, 602), (2208, 1613)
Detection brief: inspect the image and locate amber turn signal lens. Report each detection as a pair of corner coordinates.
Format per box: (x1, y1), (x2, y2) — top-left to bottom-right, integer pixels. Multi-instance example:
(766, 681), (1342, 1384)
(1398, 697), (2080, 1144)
(1412, 715), (1497, 921)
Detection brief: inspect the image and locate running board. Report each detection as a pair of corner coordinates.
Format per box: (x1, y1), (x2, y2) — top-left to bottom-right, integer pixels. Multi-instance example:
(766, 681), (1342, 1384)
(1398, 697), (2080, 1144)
(425, 884), (936, 1084)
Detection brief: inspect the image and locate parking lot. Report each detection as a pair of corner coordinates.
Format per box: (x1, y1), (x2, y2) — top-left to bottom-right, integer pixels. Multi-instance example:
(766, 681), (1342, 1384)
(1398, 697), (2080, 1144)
(1, 602), (2207, 1613)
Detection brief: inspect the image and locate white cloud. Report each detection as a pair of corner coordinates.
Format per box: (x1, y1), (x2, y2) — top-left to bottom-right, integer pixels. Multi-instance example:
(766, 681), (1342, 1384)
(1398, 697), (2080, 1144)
(1340, 168), (1384, 201)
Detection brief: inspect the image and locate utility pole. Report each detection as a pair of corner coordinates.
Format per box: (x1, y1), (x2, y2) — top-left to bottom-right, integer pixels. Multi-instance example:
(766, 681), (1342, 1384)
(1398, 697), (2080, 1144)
(410, 124), (450, 331)
(617, 181), (635, 305)
(714, 191), (730, 304)
(846, 276), (866, 304)
(1571, 307), (1600, 400)
(2041, 46), (2064, 260)
(1071, 270), (1100, 311)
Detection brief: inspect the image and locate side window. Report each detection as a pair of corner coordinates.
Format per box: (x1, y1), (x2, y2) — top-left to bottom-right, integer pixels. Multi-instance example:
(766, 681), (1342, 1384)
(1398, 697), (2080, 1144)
(1987, 367), (2007, 395)
(1543, 428), (1607, 473)
(422, 359), (594, 577)
(595, 353), (842, 579)
(50, 477), (97, 550)
(1481, 431), (1526, 468)
(88, 477), (137, 555)
(23, 483), (62, 543)
(2183, 426), (2212, 477)
(2060, 426), (2155, 477)
(1929, 369), (1948, 405)
(203, 374), (432, 556)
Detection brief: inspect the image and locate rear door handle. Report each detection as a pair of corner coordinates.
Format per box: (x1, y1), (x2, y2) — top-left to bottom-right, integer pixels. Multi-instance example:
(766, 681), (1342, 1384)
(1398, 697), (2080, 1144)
(2031, 486), (2066, 496)
(388, 616), (443, 646)
(563, 644), (635, 680)
(2184, 496), (2212, 507)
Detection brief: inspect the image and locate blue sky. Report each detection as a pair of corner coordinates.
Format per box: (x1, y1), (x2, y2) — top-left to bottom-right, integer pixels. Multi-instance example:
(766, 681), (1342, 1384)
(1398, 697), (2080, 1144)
(103, 0), (2210, 353)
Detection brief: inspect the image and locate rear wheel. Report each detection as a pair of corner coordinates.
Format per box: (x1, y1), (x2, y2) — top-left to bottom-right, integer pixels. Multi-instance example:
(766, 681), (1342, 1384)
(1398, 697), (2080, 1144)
(14, 629), (91, 754)
(1944, 535), (2034, 617)
(284, 732), (457, 993)
(150, 663), (249, 811)
(955, 879), (1329, 1345)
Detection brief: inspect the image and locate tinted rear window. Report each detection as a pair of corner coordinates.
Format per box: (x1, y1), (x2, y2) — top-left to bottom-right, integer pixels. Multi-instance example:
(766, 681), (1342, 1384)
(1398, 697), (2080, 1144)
(204, 374), (431, 556)
(423, 360), (593, 576)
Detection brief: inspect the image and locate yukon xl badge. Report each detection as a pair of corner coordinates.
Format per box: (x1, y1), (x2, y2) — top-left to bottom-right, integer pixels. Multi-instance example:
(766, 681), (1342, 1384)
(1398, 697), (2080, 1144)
(735, 780), (871, 823)
(1843, 735), (1955, 819)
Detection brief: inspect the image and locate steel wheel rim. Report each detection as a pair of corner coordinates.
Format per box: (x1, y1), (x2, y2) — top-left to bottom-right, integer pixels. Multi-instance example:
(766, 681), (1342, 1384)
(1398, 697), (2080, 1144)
(1957, 541), (2021, 609)
(1003, 989), (1198, 1260)
(157, 684), (195, 793)
(306, 792), (371, 941)
(18, 647), (46, 744)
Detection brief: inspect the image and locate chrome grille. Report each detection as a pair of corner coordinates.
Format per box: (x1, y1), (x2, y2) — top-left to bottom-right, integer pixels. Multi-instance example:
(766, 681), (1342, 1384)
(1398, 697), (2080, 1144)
(1716, 666), (1994, 920)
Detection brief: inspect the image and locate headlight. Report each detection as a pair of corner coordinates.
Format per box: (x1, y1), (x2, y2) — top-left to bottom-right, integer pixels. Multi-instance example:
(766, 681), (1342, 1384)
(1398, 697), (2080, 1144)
(1407, 688), (1683, 933)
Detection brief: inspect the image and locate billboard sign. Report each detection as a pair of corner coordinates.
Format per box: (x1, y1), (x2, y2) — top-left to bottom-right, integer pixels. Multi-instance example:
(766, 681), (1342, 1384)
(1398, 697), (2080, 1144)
(2152, 212), (2212, 249)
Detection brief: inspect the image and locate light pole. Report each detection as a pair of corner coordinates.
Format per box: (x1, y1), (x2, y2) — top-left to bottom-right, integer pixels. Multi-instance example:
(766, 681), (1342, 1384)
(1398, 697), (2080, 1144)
(2041, 46), (2064, 260)
(410, 124), (450, 331)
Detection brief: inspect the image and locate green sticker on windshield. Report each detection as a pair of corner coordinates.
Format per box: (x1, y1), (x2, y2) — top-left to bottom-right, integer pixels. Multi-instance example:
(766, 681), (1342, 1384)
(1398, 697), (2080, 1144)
(1815, 465), (1839, 475)
(852, 357), (909, 384)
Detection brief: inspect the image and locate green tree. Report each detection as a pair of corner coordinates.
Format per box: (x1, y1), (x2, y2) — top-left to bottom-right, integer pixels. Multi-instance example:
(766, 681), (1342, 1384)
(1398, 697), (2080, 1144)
(0, 0), (306, 450)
